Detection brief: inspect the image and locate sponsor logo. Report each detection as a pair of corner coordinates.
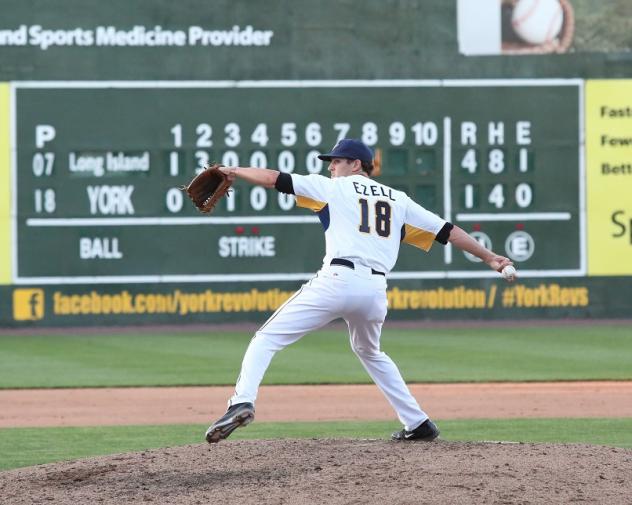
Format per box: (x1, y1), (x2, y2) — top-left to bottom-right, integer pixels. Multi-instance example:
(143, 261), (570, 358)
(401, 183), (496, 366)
(13, 288), (45, 320)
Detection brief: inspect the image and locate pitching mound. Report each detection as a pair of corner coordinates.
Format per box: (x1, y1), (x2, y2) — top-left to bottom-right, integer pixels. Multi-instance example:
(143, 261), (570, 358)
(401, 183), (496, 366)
(1, 439), (631, 504)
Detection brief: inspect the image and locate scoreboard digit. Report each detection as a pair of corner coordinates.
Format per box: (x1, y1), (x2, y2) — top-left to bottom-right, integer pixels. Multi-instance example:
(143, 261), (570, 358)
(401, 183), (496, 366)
(12, 80), (583, 283)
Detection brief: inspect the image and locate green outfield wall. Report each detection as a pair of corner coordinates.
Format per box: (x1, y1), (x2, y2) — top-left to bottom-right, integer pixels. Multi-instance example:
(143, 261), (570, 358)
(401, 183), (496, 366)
(0, 0), (630, 327)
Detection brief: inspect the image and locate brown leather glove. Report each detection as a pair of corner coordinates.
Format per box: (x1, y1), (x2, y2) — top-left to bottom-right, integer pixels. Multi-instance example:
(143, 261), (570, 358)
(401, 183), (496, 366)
(182, 163), (232, 213)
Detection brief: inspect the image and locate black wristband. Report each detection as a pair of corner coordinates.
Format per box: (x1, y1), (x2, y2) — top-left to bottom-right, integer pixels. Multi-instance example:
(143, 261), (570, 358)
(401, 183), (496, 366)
(274, 172), (295, 194)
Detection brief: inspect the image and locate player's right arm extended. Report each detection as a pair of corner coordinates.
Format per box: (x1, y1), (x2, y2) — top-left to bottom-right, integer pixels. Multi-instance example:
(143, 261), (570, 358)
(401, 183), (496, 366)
(220, 166), (280, 188)
(448, 225), (513, 272)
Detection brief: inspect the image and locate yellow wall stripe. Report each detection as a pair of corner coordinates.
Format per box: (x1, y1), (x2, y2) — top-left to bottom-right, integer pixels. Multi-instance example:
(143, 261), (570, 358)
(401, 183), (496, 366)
(0, 83), (11, 284)
(402, 224), (435, 252)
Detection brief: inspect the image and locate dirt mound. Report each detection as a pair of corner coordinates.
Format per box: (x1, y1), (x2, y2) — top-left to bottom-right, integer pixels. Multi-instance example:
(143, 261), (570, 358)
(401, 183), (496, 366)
(2, 439), (630, 504)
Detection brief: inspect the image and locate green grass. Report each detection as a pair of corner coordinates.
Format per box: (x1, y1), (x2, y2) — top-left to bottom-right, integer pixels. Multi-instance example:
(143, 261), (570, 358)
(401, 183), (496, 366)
(1, 418), (631, 471)
(0, 326), (631, 388)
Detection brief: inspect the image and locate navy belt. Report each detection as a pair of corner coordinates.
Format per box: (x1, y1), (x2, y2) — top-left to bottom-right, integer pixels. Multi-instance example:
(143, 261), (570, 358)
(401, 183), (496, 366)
(330, 258), (385, 276)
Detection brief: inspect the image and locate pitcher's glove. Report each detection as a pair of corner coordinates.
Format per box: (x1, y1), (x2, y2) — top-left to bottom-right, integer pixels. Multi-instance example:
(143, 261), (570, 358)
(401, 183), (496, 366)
(182, 163), (232, 213)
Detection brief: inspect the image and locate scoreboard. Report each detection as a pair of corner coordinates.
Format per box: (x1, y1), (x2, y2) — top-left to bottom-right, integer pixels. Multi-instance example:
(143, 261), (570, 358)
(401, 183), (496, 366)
(12, 80), (584, 284)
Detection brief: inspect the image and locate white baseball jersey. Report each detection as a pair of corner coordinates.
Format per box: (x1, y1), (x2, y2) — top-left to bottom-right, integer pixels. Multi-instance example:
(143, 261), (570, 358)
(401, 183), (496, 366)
(290, 173), (447, 273)
(228, 172), (446, 432)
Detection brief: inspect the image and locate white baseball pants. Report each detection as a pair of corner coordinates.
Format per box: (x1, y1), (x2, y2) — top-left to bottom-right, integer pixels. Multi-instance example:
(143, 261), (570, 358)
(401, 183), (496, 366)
(229, 263), (429, 431)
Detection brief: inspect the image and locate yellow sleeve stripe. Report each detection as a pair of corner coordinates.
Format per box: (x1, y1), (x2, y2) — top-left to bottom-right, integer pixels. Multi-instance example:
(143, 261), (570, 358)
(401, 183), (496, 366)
(296, 196), (327, 212)
(402, 224), (435, 252)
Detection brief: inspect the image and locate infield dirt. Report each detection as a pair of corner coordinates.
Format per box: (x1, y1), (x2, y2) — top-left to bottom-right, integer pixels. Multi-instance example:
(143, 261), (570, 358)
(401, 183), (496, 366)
(2, 439), (631, 504)
(3, 381), (632, 428)
(3, 382), (632, 503)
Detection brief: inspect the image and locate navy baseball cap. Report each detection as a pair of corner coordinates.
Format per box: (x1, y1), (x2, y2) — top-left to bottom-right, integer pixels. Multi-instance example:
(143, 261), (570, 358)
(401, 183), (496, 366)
(318, 139), (373, 163)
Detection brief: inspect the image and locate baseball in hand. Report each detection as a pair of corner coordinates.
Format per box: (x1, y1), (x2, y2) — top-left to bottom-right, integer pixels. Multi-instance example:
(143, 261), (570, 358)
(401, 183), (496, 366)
(512, 0), (564, 45)
(501, 265), (517, 281)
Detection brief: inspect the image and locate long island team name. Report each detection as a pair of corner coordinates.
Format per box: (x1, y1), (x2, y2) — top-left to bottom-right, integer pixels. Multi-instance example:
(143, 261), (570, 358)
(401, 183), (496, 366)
(352, 181), (396, 201)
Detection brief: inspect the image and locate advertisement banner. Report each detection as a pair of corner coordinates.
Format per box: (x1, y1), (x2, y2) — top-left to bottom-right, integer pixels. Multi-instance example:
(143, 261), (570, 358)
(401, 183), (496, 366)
(0, 0), (630, 80)
(458, 0), (632, 56)
(2, 277), (629, 328)
(586, 80), (632, 275)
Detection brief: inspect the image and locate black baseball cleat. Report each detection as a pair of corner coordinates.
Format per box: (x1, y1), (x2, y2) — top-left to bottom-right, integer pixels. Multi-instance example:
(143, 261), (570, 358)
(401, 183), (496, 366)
(391, 419), (440, 441)
(205, 402), (255, 444)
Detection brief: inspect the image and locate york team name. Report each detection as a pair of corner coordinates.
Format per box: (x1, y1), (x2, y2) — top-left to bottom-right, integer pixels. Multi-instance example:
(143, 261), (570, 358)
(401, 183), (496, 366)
(352, 181), (396, 201)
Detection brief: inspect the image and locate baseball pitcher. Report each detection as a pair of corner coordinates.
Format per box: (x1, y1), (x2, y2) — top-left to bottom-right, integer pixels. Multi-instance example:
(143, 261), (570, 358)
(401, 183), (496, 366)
(202, 139), (515, 443)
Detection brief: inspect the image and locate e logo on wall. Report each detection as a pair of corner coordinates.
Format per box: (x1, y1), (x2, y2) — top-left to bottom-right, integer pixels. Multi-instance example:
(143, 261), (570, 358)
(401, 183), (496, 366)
(505, 231), (535, 261)
(13, 289), (45, 321)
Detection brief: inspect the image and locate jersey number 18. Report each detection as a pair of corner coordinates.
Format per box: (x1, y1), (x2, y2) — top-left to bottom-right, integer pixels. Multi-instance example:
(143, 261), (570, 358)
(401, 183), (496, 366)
(358, 198), (391, 238)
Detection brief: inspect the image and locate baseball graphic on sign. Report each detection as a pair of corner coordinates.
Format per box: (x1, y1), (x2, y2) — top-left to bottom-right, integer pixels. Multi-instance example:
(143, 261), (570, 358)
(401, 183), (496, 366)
(512, 0), (564, 45)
